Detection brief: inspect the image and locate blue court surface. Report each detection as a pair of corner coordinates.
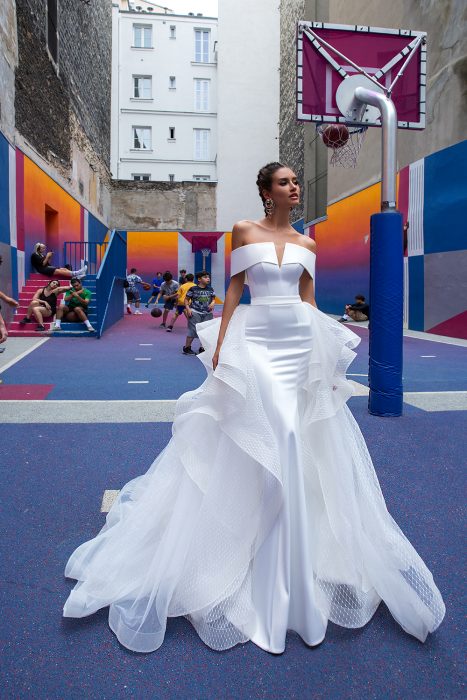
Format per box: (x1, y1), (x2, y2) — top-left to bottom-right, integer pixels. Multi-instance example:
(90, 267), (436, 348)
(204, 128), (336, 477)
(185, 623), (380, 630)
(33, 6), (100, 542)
(1, 311), (465, 699)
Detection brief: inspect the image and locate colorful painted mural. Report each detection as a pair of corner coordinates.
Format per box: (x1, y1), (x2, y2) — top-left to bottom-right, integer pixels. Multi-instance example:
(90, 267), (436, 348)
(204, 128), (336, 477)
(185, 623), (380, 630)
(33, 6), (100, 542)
(0, 131), (110, 313)
(126, 231), (229, 303)
(313, 140), (467, 339)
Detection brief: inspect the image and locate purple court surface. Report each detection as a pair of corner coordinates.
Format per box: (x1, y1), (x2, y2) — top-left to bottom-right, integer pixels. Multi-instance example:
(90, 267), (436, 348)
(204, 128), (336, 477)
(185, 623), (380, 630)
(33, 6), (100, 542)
(1, 310), (465, 699)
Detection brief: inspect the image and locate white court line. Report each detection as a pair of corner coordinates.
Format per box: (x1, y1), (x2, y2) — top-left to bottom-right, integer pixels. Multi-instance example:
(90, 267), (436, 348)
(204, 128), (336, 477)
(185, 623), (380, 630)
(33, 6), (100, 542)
(134, 358), (151, 361)
(347, 373), (368, 377)
(420, 355), (436, 358)
(128, 380), (149, 384)
(101, 490), (120, 512)
(0, 337), (49, 373)
(139, 343), (153, 346)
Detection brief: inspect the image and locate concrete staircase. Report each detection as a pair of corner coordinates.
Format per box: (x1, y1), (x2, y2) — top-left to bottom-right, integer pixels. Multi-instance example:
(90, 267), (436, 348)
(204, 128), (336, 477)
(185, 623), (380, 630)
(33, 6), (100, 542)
(8, 274), (98, 338)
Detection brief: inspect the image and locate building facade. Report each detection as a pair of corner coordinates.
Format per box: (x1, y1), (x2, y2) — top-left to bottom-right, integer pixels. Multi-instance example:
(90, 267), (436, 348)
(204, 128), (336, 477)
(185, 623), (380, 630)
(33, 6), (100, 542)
(216, 0), (280, 231)
(111, 0), (218, 184)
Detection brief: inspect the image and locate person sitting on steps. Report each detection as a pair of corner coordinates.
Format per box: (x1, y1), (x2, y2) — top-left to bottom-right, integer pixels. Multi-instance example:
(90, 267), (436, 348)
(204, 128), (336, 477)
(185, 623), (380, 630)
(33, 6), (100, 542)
(53, 277), (95, 332)
(19, 279), (71, 331)
(31, 242), (87, 279)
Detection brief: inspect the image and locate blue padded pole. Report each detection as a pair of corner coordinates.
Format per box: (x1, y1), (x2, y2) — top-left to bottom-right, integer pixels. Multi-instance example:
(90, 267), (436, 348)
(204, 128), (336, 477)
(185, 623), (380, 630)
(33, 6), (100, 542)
(368, 210), (404, 416)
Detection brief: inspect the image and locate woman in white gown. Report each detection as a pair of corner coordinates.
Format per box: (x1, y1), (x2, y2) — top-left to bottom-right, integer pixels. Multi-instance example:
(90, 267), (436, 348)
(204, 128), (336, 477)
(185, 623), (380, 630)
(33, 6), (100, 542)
(63, 163), (445, 653)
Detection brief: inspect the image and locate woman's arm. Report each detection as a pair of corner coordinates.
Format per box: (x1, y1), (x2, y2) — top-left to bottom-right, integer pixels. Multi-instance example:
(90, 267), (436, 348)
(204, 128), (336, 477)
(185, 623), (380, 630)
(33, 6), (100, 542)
(299, 272), (317, 308)
(0, 291), (19, 308)
(212, 223), (248, 368)
(299, 238), (317, 308)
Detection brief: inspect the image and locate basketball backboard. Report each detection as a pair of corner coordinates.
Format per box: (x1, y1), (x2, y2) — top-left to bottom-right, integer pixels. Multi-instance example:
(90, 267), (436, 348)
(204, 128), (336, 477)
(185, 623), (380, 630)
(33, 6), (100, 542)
(297, 22), (427, 129)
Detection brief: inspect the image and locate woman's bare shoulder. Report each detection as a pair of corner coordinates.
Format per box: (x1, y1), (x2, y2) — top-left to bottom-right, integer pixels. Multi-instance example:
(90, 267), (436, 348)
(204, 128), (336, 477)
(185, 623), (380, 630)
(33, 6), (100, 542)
(294, 235), (317, 253)
(231, 220), (262, 250)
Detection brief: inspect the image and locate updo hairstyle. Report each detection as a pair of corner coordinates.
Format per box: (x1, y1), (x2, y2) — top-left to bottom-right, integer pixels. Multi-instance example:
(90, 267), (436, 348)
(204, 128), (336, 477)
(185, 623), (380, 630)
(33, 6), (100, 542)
(256, 162), (285, 215)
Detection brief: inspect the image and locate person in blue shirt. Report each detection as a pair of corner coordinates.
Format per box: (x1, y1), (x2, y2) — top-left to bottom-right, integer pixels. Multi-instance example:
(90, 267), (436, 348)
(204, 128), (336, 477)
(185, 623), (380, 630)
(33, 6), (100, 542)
(145, 272), (164, 307)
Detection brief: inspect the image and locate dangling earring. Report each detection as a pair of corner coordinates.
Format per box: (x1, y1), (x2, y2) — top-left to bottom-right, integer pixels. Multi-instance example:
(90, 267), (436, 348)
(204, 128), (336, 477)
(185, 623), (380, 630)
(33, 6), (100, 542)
(265, 198), (275, 218)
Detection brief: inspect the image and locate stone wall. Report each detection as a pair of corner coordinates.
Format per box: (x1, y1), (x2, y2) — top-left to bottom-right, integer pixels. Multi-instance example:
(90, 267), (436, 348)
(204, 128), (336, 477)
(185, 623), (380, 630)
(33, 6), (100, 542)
(14, 0), (112, 223)
(111, 181), (217, 231)
(0, 1), (18, 143)
(279, 0), (305, 222)
(279, 0), (329, 224)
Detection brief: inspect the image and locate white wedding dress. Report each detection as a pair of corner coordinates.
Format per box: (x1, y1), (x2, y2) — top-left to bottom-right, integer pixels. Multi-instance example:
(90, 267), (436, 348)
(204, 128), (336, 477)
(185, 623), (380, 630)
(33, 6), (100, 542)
(63, 241), (445, 653)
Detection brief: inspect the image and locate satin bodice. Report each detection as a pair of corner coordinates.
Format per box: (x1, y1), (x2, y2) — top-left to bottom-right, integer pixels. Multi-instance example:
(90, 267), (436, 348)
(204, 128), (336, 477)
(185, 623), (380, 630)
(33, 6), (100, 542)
(230, 242), (316, 299)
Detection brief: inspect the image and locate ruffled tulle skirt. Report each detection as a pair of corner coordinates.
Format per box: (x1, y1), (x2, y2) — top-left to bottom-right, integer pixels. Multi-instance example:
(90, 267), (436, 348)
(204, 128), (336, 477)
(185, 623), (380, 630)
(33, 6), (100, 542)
(63, 302), (445, 652)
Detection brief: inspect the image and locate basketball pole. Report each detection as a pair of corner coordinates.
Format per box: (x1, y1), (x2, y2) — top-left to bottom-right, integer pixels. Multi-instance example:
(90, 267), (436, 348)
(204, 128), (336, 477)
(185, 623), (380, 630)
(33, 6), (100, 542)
(354, 87), (403, 417)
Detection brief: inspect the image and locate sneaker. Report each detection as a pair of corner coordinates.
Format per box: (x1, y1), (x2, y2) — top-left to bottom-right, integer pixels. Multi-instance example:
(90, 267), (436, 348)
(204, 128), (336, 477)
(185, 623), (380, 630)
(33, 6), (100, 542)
(198, 347), (205, 354)
(126, 306), (132, 315)
(134, 310), (143, 315)
(19, 317), (32, 325)
(182, 346), (196, 355)
(338, 317), (349, 323)
(53, 325), (62, 331)
(36, 324), (46, 331)
(145, 303), (149, 308)
(75, 265), (87, 279)
(166, 326), (173, 332)
(87, 326), (95, 332)
(159, 323), (166, 328)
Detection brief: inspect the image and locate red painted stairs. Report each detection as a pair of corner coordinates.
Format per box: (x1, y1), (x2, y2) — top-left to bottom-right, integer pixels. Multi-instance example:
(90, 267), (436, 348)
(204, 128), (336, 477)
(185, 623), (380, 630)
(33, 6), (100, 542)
(9, 274), (75, 337)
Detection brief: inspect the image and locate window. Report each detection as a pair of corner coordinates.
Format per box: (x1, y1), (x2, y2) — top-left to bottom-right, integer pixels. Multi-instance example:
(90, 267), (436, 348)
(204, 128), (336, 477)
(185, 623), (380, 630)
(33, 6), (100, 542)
(193, 175), (210, 181)
(169, 127), (175, 140)
(47, 0), (58, 64)
(132, 127), (152, 150)
(133, 174), (151, 181)
(194, 79), (209, 111)
(169, 174), (175, 182)
(194, 29), (209, 62)
(133, 76), (152, 99)
(170, 25), (176, 38)
(133, 24), (152, 48)
(194, 129), (210, 160)
(169, 76), (176, 89)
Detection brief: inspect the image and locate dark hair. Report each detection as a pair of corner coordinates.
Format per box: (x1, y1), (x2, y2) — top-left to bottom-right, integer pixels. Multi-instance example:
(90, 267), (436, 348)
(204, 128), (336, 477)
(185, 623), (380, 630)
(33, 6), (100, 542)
(130, 268), (137, 273)
(256, 162), (286, 212)
(179, 269), (186, 273)
(70, 277), (81, 284)
(196, 270), (209, 280)
(163, 272), (173, 281)
(355, 294), (365, 301)
(186, 273), (194, 282)
(156, 271), (162, 275)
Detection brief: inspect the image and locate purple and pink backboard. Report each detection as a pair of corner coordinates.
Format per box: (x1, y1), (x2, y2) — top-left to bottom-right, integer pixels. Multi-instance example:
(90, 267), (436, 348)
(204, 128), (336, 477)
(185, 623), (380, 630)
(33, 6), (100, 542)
(297, 22), (427, 129)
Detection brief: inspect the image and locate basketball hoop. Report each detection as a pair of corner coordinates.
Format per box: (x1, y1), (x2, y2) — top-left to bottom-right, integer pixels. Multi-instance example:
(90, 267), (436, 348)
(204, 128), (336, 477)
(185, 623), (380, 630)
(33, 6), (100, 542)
(201, 247), (211, 268)
(316, 123), (367, 168)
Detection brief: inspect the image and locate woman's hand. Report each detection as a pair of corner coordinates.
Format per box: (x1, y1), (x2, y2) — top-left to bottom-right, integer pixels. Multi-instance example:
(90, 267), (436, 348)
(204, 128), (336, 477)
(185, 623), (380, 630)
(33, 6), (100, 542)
(212, 347), (220, 370)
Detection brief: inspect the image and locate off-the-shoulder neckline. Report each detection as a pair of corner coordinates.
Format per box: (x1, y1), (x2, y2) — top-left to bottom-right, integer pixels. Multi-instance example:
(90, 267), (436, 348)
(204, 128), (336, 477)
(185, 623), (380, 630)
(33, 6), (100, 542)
(232, 241), (316, 269)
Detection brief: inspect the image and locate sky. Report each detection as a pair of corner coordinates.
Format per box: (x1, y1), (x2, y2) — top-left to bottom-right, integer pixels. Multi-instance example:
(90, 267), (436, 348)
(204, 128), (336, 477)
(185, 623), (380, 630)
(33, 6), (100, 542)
(148, 0), (218, 17)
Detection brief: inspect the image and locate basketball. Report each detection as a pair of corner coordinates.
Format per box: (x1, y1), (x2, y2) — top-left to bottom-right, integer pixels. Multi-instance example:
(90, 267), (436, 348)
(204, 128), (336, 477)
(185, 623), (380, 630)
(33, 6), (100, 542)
(321, 124), (350, 149)
(151, 307), (163, 318)
(142, 282), (151, 290)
